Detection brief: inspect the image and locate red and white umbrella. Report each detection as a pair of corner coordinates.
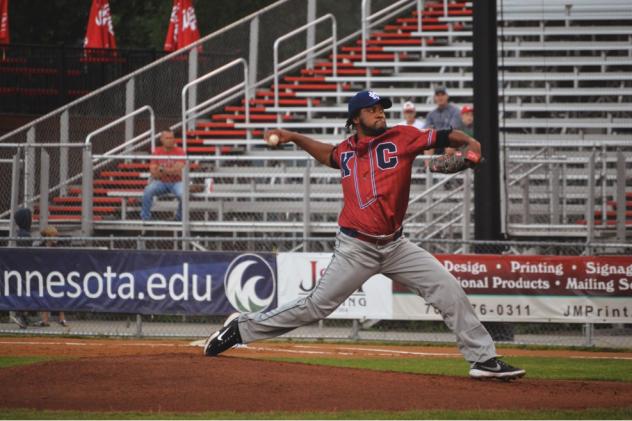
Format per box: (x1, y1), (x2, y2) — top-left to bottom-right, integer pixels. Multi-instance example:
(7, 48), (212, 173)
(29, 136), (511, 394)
(84, 0), (117, 51)
(0, 0), (9, 45)
(164, 0), (200, 52)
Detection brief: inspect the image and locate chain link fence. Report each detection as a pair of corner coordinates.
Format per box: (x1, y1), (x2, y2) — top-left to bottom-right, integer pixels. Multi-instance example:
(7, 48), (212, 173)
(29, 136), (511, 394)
(1, 236), (630, 349)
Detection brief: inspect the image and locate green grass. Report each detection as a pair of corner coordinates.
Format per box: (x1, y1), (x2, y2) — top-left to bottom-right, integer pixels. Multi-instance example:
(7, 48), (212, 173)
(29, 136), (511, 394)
(1, 407), (632, 420)
(0, 356), (65, 369)
(263, 355), (632, 382)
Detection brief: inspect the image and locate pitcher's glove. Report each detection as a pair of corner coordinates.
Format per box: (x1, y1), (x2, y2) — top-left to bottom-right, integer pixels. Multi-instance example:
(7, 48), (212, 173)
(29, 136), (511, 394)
(429, 149), (482, 174)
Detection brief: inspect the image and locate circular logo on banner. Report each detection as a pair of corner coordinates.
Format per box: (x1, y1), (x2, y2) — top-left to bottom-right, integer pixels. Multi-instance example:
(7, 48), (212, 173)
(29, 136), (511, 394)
(224, 254), (275, 312)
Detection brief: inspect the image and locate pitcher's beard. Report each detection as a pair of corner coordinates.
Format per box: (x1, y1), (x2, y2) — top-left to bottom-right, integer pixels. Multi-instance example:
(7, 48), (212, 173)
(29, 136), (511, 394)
(359, 120), (387, 137)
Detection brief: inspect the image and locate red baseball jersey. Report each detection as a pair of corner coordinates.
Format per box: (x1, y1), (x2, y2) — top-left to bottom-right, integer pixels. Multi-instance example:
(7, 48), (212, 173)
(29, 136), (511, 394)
(331, 125), (437, 236)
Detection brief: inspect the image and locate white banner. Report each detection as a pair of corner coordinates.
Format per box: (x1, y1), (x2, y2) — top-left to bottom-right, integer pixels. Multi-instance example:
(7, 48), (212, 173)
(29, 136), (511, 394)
(277, 253), (392, 319)
(394, 294), (632, 323)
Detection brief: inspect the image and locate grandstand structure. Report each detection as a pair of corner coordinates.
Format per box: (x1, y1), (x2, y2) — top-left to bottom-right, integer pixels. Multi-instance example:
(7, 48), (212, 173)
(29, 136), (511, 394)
(1, 0), (631, 251)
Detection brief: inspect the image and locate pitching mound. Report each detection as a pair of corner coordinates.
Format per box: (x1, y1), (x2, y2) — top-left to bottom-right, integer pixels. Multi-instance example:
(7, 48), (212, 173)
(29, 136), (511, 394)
(1, 342), (632, 413)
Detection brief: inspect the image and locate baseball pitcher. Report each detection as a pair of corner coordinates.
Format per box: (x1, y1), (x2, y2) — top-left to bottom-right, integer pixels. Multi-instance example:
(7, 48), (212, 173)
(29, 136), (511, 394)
(203, 90), (525, 380)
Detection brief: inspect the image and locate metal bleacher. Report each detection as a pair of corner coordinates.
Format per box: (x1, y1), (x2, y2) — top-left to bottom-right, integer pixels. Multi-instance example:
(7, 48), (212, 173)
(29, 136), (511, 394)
(1, 0), (631, 248)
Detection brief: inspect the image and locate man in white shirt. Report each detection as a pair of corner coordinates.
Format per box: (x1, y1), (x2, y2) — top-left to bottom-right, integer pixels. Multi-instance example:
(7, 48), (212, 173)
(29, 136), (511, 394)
(397, 101), (426, 131)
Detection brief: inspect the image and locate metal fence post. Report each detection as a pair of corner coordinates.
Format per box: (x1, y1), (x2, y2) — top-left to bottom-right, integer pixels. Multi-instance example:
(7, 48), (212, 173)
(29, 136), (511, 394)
(586, 151), (596, 254)
(306, 0), (316, 68)
(600, 144), (607, 225)
(81, 145), (94, 237)
(361, 0), (371, 63)
(551, 163), (560, 224)
(136, 314), (143, 338)
(248, 14), (258, 150)
(9, 151), (22, 247)
(125, 77), (135, 154)
(25, 127), (35, 209)
(521, 176), (529, 224)
(616, 150), (626, 242)
(187, 48), (198, 131)
(182, 161), (191, 250)
(59, 111), (69, 195)
(248, 15), (260, 90)
(351, 319), (360, 341)
(303, 160), (312, 252)
(39, 149), (50, 230)
(462, 170), (471, 253)
(583, 323), (594, 347)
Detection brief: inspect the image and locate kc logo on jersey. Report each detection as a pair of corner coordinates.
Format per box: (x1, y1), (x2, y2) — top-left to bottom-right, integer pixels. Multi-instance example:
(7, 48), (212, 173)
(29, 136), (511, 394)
(224, 254), (276, 312)
(376, 142), (398, 169)
(340, 141), (399, 178)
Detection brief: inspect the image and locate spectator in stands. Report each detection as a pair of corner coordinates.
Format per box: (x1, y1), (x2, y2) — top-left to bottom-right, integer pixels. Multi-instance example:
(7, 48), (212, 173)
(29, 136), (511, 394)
(36, 226), (68, 328)
(141, 130), (185, 221)
(10, 207), (32, 329)
(425, 86), (463, 156)
(397, 101), (426, 131)
(425, 86), (463, 131)
(460, 104), (474, 136)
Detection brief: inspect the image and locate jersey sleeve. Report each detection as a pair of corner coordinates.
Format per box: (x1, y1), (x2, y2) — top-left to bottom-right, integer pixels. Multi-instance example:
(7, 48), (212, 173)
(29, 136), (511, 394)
(330, 140), (347, 169)
(403, 126), (437, 155)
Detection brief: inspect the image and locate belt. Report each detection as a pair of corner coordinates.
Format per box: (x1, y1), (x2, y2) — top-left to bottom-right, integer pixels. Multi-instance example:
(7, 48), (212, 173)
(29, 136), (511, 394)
(340, 227), (403, 246)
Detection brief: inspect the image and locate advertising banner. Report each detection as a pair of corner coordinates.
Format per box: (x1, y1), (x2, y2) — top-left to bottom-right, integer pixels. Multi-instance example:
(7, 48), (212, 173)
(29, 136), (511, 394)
(277, 253), (392, 319)
(0, 248), (277, 316)
(394, 254), (632, 323)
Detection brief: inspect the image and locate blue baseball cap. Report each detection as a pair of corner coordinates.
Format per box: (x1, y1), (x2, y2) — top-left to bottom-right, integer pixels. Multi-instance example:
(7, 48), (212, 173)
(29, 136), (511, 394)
(347, 90), (392, 118)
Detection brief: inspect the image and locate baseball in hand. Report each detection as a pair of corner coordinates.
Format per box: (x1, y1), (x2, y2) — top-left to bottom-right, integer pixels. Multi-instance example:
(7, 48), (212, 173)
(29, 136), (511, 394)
(268, 134), (280, 146)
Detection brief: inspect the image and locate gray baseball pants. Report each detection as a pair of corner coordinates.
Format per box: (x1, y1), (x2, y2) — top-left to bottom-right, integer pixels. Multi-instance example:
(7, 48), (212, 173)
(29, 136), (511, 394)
(237, 231), (497, 363)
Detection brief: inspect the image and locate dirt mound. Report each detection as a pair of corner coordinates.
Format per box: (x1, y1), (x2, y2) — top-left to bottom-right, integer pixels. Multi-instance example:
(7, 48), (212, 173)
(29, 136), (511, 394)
(1, 353), (631, 413)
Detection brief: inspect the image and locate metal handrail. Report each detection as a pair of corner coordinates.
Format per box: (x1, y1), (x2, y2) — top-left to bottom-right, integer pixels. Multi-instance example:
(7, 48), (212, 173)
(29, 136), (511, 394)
(85, 105), (156, 149)
(407, 170), (459, 207)
(424, 208), (464, 239)
(405, 182), (464, 224)
(181, 58), (250, 154)
(273, 14), (337, 109)
(361, 0), (415, 62)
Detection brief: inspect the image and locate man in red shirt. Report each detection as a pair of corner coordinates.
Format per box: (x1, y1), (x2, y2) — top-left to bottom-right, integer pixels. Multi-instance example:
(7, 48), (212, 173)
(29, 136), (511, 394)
(141, 130), (185, 221)
(203, 90), (525, 380)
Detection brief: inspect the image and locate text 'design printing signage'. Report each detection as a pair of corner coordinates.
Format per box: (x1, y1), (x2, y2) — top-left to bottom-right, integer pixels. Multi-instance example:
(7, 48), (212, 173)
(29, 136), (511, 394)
(394, 255), (632, 323)
(0, 248), (277, 315)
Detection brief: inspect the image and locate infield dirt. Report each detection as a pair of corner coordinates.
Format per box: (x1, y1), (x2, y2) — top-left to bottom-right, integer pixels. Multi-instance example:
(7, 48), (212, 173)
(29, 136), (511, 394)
(0, 337), (631, 413)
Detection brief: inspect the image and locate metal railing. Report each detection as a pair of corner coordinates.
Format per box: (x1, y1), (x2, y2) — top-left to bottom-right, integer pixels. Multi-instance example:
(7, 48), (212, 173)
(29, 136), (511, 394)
(361, 0), (416, 62)
(180, 58), (250, 153)
(273, 14), (338, 110)
(179, 58), (250, 244)
(84, 105), (156, 151)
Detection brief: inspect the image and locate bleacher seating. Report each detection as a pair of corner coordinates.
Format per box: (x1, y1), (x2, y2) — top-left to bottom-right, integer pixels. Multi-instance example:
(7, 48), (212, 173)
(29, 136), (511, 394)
(12, 0), (632, 242)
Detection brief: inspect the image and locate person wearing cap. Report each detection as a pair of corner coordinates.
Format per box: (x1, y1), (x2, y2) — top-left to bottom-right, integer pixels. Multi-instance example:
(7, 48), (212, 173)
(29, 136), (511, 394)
(397, 101), (426, 131)
(425, 86), (464, 156)
(460, 104), (474, 136)
(425, 86), (463, 132)
(202, 89), (526, 381)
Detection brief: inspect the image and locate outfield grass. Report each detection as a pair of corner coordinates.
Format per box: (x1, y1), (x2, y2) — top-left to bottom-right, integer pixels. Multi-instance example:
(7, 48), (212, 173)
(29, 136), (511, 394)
(1, 407), (632, 420)
(264, 355), (632, 382)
